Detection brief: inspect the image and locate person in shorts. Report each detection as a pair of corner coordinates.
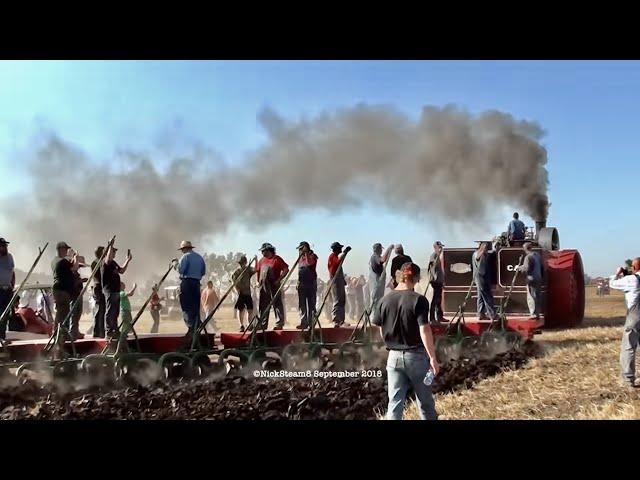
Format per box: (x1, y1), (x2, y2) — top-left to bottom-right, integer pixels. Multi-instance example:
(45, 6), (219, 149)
(232, 255), (256, 332)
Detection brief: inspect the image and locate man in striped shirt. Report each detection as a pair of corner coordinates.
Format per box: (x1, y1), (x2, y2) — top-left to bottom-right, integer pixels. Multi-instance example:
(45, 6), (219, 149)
(610, 257), (640, 387)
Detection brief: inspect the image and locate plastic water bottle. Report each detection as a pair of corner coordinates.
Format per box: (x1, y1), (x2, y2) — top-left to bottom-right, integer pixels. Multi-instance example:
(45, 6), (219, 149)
(424, 369), (435, 386)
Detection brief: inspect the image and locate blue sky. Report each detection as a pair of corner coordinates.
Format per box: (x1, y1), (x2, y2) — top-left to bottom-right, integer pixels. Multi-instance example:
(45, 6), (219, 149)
(0, 60), (638, 277)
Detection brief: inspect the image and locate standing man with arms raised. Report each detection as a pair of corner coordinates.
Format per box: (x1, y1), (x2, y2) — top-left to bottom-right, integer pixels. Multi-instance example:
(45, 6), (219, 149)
(610, 258), (640, 388)
(373, 262), (439, 420)
(428, 241), (446, 323)
(175, 241), (206, 334)
(256, 243), (289, 330)
(328, 242), (351, 328)
(296, 241), (318, 330)
(101, 244), (132, 339)
(0, 238), (15, 341)
(369, 243), (394, 308)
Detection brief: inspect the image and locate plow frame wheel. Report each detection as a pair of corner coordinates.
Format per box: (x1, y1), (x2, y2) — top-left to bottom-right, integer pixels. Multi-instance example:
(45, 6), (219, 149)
(159, 352), (194, 380)
(114, 354), (163, 386)
(189, 353), (213, 377)
(219, 349), (250, 375)
(247, 348), (282, 371)
(81, 354), (117, 386)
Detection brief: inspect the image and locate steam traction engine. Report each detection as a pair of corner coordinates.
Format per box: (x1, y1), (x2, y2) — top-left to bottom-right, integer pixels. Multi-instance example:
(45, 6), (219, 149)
(440, 221), (585, 335)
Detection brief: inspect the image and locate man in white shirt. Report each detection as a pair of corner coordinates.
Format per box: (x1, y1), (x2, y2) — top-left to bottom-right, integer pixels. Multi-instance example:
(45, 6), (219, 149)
(609, 257), (640, 387)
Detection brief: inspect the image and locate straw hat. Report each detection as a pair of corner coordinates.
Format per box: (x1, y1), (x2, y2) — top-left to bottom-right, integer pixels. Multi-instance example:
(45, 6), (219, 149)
(178, 240), (195, 250)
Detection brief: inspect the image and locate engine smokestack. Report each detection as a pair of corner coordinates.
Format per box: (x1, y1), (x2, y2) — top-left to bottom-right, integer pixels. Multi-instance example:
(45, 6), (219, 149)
(535, 220), (547, 238)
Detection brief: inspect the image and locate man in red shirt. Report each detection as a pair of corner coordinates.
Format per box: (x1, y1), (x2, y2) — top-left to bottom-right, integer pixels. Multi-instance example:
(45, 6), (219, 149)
(256, 243), (289, 330)
(328, 242), (351, 327)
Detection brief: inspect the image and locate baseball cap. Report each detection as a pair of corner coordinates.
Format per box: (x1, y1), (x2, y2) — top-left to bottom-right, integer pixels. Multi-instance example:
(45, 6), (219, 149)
(400, 262), (421, 279)
(56, 241), (71, 250)
(260, 242), (275, 252)
(297, 241), (310, 250)
(238, 255), (248, 264)
(434, 241), (445, 248)
(330, 242), (344, 250)
(0, 238), (9, 245)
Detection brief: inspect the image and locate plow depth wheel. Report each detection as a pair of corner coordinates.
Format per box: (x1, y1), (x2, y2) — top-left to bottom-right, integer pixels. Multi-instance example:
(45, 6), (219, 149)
(159, 353), (193, 381)
(247, 349), (282, 372)
(219, 350), (249, 376)
(190, 354), (213, 377)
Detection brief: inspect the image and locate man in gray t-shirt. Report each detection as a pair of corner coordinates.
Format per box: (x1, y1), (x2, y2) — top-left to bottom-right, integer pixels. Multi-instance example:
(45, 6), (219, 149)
(0, 238), (15, 340)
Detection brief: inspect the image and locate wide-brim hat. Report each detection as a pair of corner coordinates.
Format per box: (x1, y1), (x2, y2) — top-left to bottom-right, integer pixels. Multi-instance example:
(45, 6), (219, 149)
(178, 240), (195, 250)
(330, 242), (344, 250)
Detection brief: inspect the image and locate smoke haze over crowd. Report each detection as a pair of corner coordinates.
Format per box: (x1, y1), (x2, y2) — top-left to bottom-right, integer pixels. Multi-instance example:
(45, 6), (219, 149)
(3, 104), (550, 282)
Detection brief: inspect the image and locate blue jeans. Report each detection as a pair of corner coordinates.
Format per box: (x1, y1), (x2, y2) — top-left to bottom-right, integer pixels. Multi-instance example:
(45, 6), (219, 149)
(386, 349), (438, 420)
(297, 283), (317, 328)
(179, 278), (201, 329)
(103, 291), (121, 337)
(0, 289), (12, 339)
(476, 280), (497, 319)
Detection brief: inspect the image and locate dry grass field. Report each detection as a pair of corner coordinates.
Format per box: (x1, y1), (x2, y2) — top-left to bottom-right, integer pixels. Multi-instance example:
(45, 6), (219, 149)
(403, 287), (638, 419)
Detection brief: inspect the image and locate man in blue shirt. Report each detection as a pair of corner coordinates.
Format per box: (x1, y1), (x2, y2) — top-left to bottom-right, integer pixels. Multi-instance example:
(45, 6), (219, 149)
(507, 212), (526, 243)
(175, 240), (206, 332)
